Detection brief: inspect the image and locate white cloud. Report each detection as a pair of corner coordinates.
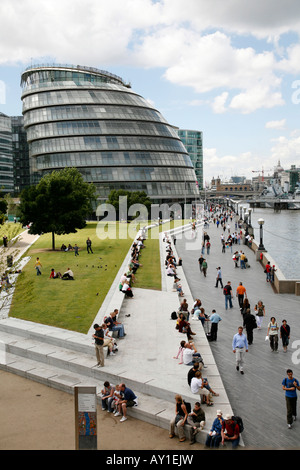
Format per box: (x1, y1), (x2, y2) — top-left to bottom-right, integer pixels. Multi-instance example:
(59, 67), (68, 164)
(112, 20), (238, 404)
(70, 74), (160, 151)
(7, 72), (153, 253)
(0, 0), (299, 114)
(265, 119), (286, 130)
(270, 131), (300, 167)
(212, 92), (229, 114)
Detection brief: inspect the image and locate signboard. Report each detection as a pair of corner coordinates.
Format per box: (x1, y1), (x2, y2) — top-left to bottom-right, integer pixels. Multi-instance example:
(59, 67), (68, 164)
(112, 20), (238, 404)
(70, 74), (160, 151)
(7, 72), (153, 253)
(75, 386), (97, 450)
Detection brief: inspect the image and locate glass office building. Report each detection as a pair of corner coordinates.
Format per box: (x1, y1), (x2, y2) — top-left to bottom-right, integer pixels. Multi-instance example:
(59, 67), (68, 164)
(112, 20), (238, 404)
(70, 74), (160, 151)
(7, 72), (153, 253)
(20, 64), (199, 202)
(0, 112), (14, 192)
(178, 129), (203, 190)
(11, 116), (30, 193)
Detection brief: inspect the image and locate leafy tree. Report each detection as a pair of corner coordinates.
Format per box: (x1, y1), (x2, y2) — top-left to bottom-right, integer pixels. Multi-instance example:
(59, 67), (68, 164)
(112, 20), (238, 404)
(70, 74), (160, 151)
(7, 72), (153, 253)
(106, 190), (151, 219)
(18, 168), (97, 250)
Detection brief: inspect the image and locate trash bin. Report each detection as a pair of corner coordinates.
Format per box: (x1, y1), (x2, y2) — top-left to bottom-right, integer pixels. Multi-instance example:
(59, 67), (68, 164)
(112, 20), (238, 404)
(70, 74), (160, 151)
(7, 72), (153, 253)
(7, 255), (13, 267)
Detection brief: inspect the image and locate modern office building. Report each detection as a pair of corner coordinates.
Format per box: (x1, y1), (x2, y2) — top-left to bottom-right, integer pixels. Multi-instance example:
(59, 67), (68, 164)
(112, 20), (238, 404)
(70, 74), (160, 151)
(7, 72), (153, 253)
(178, 129), (203, 190)
(20, 64), (199, 203)
(11, 116), (30, 193)
(0, 112), (14, 193)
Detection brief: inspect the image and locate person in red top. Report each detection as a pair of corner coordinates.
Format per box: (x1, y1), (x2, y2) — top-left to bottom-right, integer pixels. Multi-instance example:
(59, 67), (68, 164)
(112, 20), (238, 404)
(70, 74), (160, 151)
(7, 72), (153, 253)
(221, 414), (240, 449)
(265, 261), (271, 282)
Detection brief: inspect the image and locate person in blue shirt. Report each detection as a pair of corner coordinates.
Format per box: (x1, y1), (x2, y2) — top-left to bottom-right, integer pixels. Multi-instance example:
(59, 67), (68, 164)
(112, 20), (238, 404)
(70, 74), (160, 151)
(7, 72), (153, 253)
(282, 369), (300, 428)
(232, 326), (248, 374)
(210, 310), (222, 341)
(114, 383), (138, 422)
(205, 410), (224, 448)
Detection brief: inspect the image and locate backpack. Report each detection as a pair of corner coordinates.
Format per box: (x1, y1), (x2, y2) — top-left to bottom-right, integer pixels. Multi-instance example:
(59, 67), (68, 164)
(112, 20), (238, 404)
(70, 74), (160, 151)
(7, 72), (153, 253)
(171, 311), (177, 320)
(223, 286), (230, 295)
(232, 415), (244, 433)
(183, 401), (191, 413)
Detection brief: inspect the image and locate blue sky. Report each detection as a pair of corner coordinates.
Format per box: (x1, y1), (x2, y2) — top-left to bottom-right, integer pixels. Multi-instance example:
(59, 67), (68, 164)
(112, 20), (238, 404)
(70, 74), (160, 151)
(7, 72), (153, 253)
(1, 0), (300, 185)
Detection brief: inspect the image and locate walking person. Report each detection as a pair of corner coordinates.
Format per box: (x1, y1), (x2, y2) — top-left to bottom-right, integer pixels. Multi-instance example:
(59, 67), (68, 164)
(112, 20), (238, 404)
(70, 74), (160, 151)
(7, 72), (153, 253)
(223, 281), (233, 310)
(236, 282), (246, 309)
(280, 319), (290, 352)
(243, 309), (257, 345)
(215, 267), (223, 288)
(86, 237), (93, 253)
(34, 257), (42, 275)
(198, 255), (204, 272)
(254, 300), (265, 329)
(266, 317), (279, 352)
(202, 259), (208, 277)
(282, 369), (300, 429)
(93, 323), (104, 367)
(209, 310), (222, 341)
(232, 326), (248, 374)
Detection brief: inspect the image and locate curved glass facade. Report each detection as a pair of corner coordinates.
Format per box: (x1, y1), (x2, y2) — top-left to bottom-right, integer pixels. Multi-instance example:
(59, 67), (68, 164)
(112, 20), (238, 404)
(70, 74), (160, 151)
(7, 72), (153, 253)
(21, 65), (199, 201)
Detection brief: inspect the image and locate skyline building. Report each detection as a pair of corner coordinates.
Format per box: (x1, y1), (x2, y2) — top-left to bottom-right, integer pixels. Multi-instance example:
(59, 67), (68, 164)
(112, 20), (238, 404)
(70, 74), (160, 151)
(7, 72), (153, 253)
(11, 116), (30, 193)
(178, 129), (203, 190)
(20, 64), (199, 203)
(0, 112), (14, 193)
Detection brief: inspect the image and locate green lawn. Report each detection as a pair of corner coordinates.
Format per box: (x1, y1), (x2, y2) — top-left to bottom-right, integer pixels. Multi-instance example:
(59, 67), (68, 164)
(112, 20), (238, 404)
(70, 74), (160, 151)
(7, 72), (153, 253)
(9, 219), (189, 332)
(10, 223), (133, 333)
(134, 219), (189, 290)
(0, 222), (24, 246)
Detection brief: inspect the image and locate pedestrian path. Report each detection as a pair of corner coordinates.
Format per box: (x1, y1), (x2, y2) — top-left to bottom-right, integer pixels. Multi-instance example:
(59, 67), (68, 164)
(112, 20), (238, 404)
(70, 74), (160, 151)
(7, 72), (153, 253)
(174, 216), (300, 449)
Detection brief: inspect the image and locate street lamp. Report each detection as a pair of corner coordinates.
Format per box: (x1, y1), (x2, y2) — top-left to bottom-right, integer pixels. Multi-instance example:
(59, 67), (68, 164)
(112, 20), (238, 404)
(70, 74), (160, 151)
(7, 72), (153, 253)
(248, 208), (252, 227)
(257, 218), (265, 250)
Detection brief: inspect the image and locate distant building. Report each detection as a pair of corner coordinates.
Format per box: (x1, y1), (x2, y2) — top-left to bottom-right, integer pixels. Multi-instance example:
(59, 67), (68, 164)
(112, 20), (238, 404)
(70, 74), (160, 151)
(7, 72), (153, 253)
(0, 112), (14, 193)
(287, 165), (300, 193)
(20, 64), (199, 203)
(11, 116), (30, 193)
(178, 129), (203, 190)
(211, 176), (253, 197)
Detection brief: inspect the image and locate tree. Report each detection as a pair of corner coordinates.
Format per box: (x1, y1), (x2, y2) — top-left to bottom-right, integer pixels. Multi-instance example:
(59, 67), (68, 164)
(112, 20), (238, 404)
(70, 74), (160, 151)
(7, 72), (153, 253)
(106, 189), (151, 219)
(18, 168), (97, 250)
(0, 191), (8, 224)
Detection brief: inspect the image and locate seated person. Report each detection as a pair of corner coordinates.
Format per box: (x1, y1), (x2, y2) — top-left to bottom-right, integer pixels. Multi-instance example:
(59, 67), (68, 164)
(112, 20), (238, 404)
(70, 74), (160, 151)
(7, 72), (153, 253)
(190, 371), (213, 406)
(182, 342), (202, 366)
(187, 402), (206, 444)
(166, 265), (176, 277)
(221, 415), (240, 448)
(49, 268), (61, 279)
(114, 383), (138, 422)
(61, 267), (74, 280)
(121, 280), (134, 298)
(102, 323), (116, 356)
(205, 410), (224, 448)
(101, 381), (115, 411)
(60, 243), (67, 251)
(176, 313), (196, 340)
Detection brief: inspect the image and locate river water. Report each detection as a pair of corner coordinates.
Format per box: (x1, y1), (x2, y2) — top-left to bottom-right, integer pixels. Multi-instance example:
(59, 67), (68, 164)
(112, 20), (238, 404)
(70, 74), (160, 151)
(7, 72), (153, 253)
(239, 207), (300, 279)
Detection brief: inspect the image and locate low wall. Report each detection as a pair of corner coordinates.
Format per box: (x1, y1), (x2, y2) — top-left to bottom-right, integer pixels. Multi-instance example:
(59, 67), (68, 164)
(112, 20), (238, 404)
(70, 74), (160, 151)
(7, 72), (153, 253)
(247, 237), (300, 296)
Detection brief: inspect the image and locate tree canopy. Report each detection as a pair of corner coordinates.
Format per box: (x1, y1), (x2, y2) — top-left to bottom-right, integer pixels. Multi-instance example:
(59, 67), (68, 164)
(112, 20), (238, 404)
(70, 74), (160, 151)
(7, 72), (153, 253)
(18, 168), (97, 249)
(106, 189), (151, 219)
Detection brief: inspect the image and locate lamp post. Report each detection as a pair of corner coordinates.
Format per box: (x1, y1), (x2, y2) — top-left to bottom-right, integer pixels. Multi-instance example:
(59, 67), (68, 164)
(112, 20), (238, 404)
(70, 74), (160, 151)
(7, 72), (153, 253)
(257, 218), (265, 251)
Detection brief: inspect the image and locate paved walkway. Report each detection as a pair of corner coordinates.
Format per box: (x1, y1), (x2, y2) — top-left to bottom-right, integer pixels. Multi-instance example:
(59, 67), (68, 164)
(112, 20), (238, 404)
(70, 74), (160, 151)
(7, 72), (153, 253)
(174, 216), (300, 449)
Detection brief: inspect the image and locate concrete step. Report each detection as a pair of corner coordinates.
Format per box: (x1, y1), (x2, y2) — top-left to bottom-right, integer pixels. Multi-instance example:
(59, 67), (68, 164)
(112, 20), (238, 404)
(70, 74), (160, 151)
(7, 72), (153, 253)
(0, 349), (216, 445)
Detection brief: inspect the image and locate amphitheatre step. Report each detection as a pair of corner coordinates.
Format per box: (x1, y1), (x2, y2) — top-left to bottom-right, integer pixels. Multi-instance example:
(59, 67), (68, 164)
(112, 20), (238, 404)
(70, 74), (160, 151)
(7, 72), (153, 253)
(0, 320), (224, 407)
(0, 350), (223, 445)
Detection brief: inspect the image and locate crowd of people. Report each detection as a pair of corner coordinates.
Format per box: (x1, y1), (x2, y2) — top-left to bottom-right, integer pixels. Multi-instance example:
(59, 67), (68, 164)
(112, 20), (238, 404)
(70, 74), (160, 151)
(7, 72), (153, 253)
(168, 205), (298, 447)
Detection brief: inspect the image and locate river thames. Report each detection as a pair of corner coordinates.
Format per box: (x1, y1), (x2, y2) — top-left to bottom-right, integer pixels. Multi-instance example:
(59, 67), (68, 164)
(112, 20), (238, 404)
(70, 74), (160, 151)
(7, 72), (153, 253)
(240, 207), (300, 279)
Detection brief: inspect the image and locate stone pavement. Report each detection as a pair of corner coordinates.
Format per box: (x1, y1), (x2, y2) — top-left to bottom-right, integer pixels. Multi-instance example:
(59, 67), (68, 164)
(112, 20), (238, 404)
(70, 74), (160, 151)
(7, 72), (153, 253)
(174, 217), (300, 449)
